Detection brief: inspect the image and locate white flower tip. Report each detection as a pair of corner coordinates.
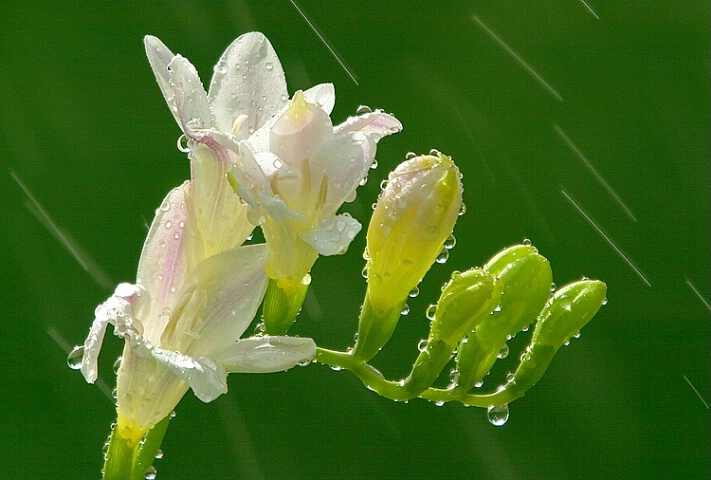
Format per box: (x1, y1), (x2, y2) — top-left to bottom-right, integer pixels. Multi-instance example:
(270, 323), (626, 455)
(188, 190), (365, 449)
(219, 336), (317, 373)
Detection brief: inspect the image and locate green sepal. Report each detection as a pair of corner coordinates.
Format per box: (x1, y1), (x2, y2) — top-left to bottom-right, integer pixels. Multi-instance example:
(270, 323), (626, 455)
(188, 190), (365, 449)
(262, 277), (309, 335)
(351, 289), (405, 362)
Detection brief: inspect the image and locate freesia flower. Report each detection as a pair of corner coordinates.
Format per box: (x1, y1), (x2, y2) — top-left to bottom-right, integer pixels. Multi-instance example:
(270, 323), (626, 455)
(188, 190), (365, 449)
(78, 34), (319, 446)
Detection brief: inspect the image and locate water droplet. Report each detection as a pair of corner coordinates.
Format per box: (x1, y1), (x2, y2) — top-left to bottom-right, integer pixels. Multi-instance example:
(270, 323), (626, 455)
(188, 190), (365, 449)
(425, 304), (437, 321)
(434, 400), (445, 407)
(436, 249), (449, 264)
(361, 266), (369, 279)
(497, 343), (509, 359)
(405, 152), (417, 159)
(550, 282), (557, 292)
(356, 105), (372, 114)
(428, 148), (441, 156)
(265, 61), (273, 71)
(408, 286), (420, 298)
(487, 404), (510, 426)
(522, 238), (532, 246)
(417, 339), (428, 352)
(155, 449), (164, 460)
(113, 356), (122, 374)
(178, 221), (185, 229)
(173, 232), (180, 240)
(458, 202), (467, 216)
(164, 221), (172, 229)
(506, 371), (515, 382)
(177, 134), (190, 153)
(359, 176), (368, 186)
(474, 380), (484, 388)
(493, 303), (503, 312)
(253, 321), (265, 336)
(67, 345), (84, 370)
(330, 365), (342, 371)
(573, 330), (581, 339)
(169, 411), (177, 419)
(144, 466), (157, 479)
(443, 235), (456, 250)
(602, 297), (608, 306)
(401, 304), (410, 316)
(370, 159), (378, 170)
(273, 158), (284, 169)
(159, 199), (171, 212)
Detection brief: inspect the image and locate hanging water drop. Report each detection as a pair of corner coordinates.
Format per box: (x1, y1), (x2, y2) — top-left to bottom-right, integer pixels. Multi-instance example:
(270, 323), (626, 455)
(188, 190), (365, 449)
(401, 304), (410, 316)
(443, 234), (456, 250)
(144, 466), (157, 480)
(405, 152), (417, 159)
(458, 202), (467, 216)
(177, 134), (190, 153)
(417, 339), (429, 352)
(425, 304), (437, 321)
(113, 356), (123, 374)
(474, 380), (484, 388)
(550, 282), (557, 292)
(497, 343), (509, 359)
(522, 238), (532, 246)
(370, 159), (378, 170)
(67, 345), (84, 370)
(436, 249), (449, 264)
(602, 297), (608, 306)
(154, 449), (164, 460)
(356, 105), (372, 114)
(408, 286), (420, 298)
(361, 266), (369, 279)
(487, 404), (510, 426)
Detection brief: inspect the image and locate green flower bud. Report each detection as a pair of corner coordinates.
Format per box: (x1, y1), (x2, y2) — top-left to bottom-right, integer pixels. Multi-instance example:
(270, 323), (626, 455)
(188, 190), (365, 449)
(262, 277), (310, 335)
(353, 152), (462, 361)
(456, 244), (552, 391)
(505, 279), (607, 399)
(366, 152), (463, 313)
(431, 268), (502, 346)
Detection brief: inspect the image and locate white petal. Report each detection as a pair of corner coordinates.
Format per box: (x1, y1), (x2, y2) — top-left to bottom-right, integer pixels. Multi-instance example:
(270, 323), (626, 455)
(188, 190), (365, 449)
(303, 83), (336, 115)
(333, 111), (403, 143)
(300, 214), (362, 256)
(218, 336), (316, 373)
(136, 183), (203, 343)
(229, 141), (275, 216)
(309, 131), (376, 218)
(208, 32), (288, 137)
(144, 36), (212, 137)
(81, 283), (146, 383)
(166, 244), (269, 359)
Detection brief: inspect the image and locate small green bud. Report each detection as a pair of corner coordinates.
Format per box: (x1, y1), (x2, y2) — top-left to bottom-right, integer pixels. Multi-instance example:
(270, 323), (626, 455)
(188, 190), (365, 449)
(456, 245), (552, 390)
(365, 152), (463, 313)
(506, 279), (607, 398)
(431, 268), (501, 346)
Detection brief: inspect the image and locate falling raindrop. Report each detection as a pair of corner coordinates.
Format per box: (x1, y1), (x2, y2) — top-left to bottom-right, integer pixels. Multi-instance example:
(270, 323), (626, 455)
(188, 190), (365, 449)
(497, 343), (509, 359)
(67, 345), (84, 370)
(487, 404), (510, 426)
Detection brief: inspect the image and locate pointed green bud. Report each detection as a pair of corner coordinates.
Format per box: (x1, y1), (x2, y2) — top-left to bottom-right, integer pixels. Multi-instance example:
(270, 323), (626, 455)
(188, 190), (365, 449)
(504, 279), (607, 399)
(262, 277), (310, 335)
(365, 152), (462, 313)
(353, 152), (462, 361)
(456, 244), (552, 391)
(431, 268), (501, 346)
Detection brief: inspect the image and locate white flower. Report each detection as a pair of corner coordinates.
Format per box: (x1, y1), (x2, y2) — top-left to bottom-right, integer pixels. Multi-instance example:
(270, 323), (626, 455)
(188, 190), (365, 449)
(79, 34), (319, 443)
(226, 86), (403, 292)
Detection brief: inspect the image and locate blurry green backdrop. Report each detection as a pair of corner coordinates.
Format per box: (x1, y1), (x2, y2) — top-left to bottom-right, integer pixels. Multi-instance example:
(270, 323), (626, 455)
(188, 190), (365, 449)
(1, 1), (709, 479)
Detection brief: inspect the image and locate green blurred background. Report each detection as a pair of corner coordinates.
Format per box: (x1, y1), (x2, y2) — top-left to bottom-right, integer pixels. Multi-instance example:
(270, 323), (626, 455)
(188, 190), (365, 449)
(1, 1), (709, 479)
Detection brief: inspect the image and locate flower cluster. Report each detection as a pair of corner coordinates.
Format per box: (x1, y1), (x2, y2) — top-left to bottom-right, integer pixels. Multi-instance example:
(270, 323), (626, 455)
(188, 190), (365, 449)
(74, 32), (607, 480)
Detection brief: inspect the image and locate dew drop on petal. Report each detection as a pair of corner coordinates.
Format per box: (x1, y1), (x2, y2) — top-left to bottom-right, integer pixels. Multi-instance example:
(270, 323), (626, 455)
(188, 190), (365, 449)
(522, 238), (532, 246)
(417, 339), (428, 352)
(405, 151), (417, 159)
(177, 134), (190, 153)
(164, 221), (172, 229)
(428, 148), (441, 156)
(425, 304), (437, 321)
(113, 356), (122, 374)
(361, 266), (369, 279)
(356, 105), (372, 114)
(443, 234), (456, 250)
(67, 345), (84, 370)
(550, 282), (557, 292)
(265, 61), (274, 71)
(602, 297), (608, 306)
(474, 380), (484, 388)
(408, 286), (420, 298)
(370, 159), (378, 170)
(497, 343), (509, 359)
(154, 449), (163, 460)
(487, 404), (510, 426)
(458, 202), (467, 216)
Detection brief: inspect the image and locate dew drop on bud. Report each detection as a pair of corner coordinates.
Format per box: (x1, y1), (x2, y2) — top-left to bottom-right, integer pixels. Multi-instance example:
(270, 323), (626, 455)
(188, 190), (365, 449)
(417, 339), (428, 352)
(474, 380), (484, 388)
(144, 466), (157, 479)
(405, 151), (417, 159)
(425, 304), (437, 321)
(177, 134), (190, 153)
(356, 105), (372, 114)
(550, 282), (557, 292)
(370, 159), (378, 170)
(497, 343), (509, 359)
(428, 148), (441, 156)
(602, 297), (608, 306)
(487, 404), (510, 426)
(408, 286), (420, 298)
(154, 449), (164, 460)
(361, 266), (369, 279)
(401, 303), (410, 316)
(434, 400), (445, 407)
(67, 345), (84, 370)
(435, 249), (449, 264)
(458, 202), (467, 216)
(522, 238), (532, 246)
(443, 234), (456, 250)
(113, 356), (122, 374)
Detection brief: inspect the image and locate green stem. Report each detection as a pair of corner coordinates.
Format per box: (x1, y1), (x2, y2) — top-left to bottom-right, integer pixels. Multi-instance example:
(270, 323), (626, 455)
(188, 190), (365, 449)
(130, 415), (170, 480)
(103, 424), (133, 480)
(102, 415), (171, 480)
(315, 347), (515, 407)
